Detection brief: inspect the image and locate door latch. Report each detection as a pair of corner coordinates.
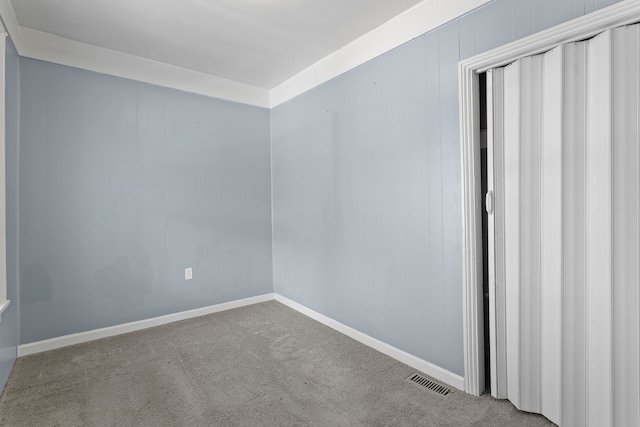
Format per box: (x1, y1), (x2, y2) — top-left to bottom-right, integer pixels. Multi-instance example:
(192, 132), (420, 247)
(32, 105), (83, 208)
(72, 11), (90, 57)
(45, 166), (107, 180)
(485, 191), (494, 214)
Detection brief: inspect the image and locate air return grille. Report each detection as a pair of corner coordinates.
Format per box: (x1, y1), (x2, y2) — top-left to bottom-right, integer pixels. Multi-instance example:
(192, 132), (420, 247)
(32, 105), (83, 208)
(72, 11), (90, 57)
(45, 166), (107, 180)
(406, 373), (451, 396)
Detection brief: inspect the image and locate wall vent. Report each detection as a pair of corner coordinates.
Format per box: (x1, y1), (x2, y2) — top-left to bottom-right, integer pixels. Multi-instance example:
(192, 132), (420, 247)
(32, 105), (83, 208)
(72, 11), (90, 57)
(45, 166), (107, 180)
(406, 373), (451, 396)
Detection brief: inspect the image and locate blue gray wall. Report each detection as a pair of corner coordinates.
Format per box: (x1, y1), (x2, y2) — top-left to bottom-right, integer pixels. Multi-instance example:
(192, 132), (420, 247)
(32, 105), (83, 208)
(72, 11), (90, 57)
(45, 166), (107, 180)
(18, 58), (273, 344)
(270, 0), (622, 377)
(0, 40), (21, 390)
(3, 0), (625, 387)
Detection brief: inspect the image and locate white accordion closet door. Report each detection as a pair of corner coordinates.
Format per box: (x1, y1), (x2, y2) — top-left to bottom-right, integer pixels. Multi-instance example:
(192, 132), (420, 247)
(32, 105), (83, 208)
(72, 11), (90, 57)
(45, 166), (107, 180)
(488, 24), (640, 427)
(610, 24), (640, 427)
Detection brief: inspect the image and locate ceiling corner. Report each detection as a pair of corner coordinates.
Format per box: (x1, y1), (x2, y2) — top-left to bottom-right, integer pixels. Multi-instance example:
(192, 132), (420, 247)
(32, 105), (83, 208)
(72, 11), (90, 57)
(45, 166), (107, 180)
(0, 0), (22, 51)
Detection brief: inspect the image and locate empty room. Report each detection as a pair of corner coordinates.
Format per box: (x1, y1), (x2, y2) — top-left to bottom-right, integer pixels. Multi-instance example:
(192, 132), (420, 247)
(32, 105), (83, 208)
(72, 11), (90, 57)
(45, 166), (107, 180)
(0, 0), (637, 425)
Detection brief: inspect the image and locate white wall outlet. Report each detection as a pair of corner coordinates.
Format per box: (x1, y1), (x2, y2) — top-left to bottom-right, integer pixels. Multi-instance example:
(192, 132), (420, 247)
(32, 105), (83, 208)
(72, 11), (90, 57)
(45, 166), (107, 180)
(185, 268), (193, 280)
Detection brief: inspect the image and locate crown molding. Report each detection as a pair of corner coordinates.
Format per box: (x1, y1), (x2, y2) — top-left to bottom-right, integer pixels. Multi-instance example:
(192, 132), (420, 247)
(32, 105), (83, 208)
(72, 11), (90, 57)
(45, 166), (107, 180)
(0, 0), (19, 50)
(18, 28), (270, 108)
(269, 0), (491, 107)
(0, 0), (269, 108)
(0, 0), (490, 109)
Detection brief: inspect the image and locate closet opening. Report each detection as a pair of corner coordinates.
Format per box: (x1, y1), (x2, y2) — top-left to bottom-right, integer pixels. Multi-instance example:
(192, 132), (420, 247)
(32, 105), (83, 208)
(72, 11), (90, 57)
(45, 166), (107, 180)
(460, 5), (640, 420)
(478, 71), (490, 395)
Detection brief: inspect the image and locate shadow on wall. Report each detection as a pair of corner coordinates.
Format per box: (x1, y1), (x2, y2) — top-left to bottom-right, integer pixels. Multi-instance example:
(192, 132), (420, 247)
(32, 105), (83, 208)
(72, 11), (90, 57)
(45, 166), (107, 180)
(20, 263), (52, 304)
(95, 256), (152, 313)
(21, 254), (161, 314)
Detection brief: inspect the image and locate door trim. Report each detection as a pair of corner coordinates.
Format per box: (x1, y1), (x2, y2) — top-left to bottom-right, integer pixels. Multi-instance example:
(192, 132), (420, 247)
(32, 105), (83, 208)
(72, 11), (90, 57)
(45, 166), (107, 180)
(458, 0), (640, 396)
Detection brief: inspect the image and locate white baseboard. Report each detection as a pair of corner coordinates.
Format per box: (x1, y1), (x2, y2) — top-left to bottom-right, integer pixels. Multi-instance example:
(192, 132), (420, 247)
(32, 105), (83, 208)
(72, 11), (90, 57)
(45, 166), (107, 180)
(17, 293), (275, 357)
(18, 291), (466, 392)
(274, 293), (465, 392)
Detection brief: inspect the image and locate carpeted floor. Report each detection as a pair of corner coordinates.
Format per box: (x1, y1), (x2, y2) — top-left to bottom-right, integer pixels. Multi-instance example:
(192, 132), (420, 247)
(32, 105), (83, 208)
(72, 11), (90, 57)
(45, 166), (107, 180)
(0, 301), (554, 426)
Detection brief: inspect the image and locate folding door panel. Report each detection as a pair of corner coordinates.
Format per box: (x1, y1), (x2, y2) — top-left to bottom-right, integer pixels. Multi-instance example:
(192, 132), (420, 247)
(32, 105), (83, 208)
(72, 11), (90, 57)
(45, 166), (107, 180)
(489, 25), (640, 427)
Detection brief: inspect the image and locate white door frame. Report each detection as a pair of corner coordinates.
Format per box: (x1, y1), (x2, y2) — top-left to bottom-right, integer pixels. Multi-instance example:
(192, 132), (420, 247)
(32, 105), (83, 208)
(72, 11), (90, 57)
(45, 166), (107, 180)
(0, 27), (9, 322)
(458, 0), (640, 396)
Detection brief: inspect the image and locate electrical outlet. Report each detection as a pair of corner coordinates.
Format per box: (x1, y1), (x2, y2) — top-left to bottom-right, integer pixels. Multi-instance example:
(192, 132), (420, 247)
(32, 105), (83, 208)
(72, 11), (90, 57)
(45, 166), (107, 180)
(185, 268), (193, 280)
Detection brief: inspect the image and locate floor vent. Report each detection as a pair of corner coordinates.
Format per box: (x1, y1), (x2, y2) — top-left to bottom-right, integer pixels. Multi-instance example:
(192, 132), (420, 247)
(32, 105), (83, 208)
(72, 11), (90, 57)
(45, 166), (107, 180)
(406, 373), (451, 396)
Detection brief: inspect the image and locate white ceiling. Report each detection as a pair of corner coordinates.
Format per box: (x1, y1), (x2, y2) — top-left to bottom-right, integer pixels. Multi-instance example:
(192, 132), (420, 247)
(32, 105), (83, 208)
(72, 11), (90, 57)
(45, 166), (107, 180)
(10, 0), (424, 89)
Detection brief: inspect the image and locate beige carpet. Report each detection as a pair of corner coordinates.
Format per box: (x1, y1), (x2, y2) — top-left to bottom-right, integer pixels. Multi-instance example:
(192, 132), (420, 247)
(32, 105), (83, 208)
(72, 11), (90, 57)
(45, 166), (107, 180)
(0, 301), (554, 426)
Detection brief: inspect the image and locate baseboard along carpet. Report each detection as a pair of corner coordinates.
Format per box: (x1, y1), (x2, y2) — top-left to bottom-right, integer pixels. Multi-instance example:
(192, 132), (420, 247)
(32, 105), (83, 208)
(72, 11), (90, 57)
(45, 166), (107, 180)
(0, 301), (553, 426)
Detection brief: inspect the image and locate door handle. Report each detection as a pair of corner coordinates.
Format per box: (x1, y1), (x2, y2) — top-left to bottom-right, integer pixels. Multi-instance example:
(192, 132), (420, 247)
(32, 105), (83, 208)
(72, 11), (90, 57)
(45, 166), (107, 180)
(485, 191), (494, 214)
